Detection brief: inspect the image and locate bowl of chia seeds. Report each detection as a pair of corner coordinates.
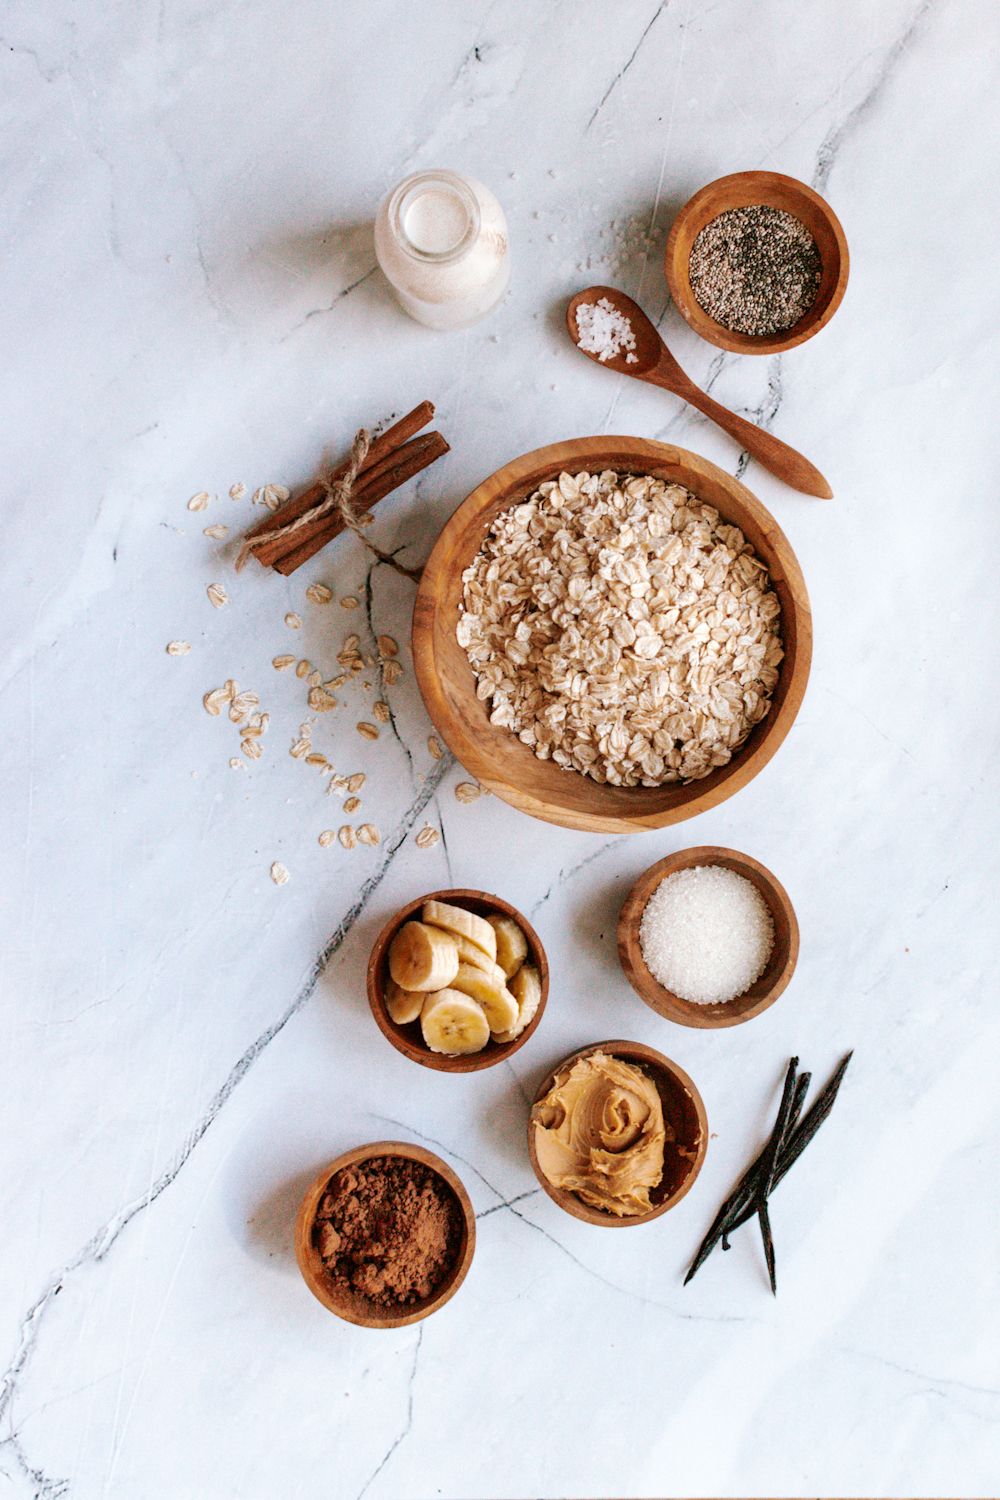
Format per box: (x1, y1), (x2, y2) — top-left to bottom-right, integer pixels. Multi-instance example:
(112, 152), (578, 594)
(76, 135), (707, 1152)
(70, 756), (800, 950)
(665, 170), (849, 355)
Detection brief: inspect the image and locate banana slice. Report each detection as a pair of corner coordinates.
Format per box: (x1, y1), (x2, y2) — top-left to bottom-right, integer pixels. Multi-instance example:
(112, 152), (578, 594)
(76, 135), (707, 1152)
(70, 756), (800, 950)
(422, 900), (497, 962)
(385, 979), (423, 1025)
(450, 962), (519, 1034)
(452, 932), (495, 972)
(492, 963), (542, 1044)
(388, 921), (459, 992)
(486, 913), (529, 978)
(420, 989), (491, 1055)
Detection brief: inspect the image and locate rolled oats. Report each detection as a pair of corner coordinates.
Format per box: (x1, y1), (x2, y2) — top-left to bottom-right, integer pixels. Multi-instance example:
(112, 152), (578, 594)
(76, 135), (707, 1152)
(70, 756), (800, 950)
(356, 722), (379, 740)
(306, 582), (333, 605)
(272, 654), (296, 670)
(207, 583), (228, 609)
(270, 861), (290, 885)
(166, 641), (191, 656)
(455, 781), (483, 803)
(284, 612), (303, 630)
(456, 470), (783, 787)
(338, 825), (357, 850)
(415, 825), (440, 849)
(357, 823), (380, 846)
(318, 829), (336, 847)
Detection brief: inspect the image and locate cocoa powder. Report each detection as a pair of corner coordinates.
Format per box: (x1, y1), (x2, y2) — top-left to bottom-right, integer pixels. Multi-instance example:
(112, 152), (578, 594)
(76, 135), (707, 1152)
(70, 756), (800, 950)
(313, 1155), (463, 1309)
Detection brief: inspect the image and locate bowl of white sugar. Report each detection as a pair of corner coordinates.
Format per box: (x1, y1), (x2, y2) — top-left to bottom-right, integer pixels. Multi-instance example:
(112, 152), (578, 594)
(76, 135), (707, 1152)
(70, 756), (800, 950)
(617, 847), (799, 1028)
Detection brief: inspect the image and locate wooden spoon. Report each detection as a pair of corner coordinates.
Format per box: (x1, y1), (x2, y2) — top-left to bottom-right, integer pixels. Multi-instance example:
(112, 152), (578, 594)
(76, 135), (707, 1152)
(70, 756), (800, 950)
(567, 286), (833, 499)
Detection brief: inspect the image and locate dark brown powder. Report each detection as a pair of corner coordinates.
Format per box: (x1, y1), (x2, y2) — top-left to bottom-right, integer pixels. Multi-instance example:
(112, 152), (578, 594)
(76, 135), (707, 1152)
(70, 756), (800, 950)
(313, 1155), (463, 1309)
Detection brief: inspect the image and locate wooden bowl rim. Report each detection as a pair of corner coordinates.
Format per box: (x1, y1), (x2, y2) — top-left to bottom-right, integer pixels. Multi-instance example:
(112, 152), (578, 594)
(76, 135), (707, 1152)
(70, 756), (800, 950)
(616, 845), (800, 1028)
(664, 169), (850, 355)
(294, 1140), (476, 1328)
(411, 436), (812, 834)
(527, 1039), (708, 1227)
(366, 888), (549, 1073)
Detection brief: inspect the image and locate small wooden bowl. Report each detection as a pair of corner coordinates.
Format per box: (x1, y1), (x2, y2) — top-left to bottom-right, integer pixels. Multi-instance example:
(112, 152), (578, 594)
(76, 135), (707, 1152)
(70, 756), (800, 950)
(412, 437), (811, 834)
(367, 888), (549, 1073)
(664, 170), (849, 355)
(294, 1141), (476, 1328)
(617, 846), (799, 1028)
(528, 1040), (707, 1227)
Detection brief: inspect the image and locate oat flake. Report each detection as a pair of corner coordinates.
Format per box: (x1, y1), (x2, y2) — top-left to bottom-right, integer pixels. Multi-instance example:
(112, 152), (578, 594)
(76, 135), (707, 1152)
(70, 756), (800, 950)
(207, 583), (229, 609)
(318, 829), (336, 847)
(356, 722), (379, 740)
(415, 825), (440, 850)
(203, 524), (229, 540)
(377, 634), (399, 658)
(229, 482), (247, 500)
(272, 654), (295, 670)
(455, 782), (482, 803)
(338, 826), (357, 850)
(306, 583), (333, 605)
(270, 861), (290, 885)
(166, 641), (191, 656)
(340, 596), (359, 610)
(187, 492), (211, 512)
(427, 735), (443, 760)
(284, 612), (303, 629)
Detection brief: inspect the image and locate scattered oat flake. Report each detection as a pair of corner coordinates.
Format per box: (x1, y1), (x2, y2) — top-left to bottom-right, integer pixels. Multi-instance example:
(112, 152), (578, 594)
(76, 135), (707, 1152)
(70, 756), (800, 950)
(203, 523), (229, 540)
(254, 484), (286, 512)
(229, 757), (244, 770)
(229, 691), (259, 721)
(187, 491), (211, 512)
(309, 687), (338, 712)
(224, 679), (238, 698)
(166, 641), (191, 656)
(207, 583), (228, 609)
(338, 826), (357, 850)
(203, 687), (230, 716)
(357, 824), (380, 846)
(242, 737), (263, 759)
(383, 660), (403, 685)
(270, 861), (290, 886)
(306, 583), (333, 605)
(285, 612), (303, 629)
(340, 596), (359, 609)
(324, 673), (347, 691)
(290, 738), (310, 759)
(415, 825), (440, 850)
(455, 781), (483, 803)
(356, 722), (379, 741)
(307, 670), (322, 688)
(427, 735), (443, 760)
(377, 634), (399, 658)
(305, 753), (329, 768)
(229, 482), (247, 500)
(272, 654), (295, 670)
(248, 711), (269, 732)
(344, 795), (361, 814)
(295, 659), (313, 679)
(373, 701), (391, 724)
(318, 829), (336, 847)
(347, 772), (366, 793)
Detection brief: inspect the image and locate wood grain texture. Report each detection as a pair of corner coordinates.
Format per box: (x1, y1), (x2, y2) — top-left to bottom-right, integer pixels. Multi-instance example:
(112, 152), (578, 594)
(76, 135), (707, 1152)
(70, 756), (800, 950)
(366, 888), (549, 1073)
(664, 170), (850, 356)
(411, 437), (813, 834)
(617, 846), (800, 1029)
(567, 287), (832, 498)
(527, 1040), (708, 1227)
(294, 1141), (476, 1329)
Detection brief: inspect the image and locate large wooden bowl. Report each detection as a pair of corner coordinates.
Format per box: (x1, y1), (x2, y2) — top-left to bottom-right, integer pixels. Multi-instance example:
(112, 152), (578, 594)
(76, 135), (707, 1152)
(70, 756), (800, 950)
(527, 1040), (707, 1227)
(412, 437), (811, 833)
(617, 846), (799, 1028)
(367, 888), (549, 1073)
(665, 170), (849, 355)
(294, 1141), (475, 1328)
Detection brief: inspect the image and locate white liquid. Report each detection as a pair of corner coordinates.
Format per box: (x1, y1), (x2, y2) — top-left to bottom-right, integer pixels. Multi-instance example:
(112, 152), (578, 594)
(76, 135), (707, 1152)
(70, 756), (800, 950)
(375, 169), (510, 330)
(403, 188), (469, 255)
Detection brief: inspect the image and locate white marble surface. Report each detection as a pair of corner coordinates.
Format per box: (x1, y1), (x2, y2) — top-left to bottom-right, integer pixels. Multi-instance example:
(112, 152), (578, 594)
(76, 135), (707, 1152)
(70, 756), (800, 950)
(2, 2), (999, 1496)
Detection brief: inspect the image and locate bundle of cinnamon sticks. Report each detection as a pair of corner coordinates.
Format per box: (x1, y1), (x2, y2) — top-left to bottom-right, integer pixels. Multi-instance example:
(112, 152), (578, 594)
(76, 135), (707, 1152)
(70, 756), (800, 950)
(240, 401), (448, 576)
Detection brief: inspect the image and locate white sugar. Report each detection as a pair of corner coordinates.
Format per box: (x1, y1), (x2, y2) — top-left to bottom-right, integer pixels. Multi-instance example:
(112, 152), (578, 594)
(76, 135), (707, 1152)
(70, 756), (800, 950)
(639, 865), (774, 1005)
(574, 297), (639, 363)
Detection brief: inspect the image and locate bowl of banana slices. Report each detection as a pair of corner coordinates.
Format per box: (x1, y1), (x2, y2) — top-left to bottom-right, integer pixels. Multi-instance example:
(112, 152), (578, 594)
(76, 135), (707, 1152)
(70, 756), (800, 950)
(367, 889), (549, 1072)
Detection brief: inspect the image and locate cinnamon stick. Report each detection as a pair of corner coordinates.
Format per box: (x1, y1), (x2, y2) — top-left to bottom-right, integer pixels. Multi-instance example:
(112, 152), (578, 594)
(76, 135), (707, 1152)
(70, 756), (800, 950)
(273, 430), (449, 576)
(241, 400), (435, 562)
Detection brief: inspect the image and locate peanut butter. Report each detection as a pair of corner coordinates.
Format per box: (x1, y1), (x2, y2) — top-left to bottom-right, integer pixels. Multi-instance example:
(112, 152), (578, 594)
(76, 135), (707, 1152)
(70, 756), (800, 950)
(532, 1051), (666, 1217)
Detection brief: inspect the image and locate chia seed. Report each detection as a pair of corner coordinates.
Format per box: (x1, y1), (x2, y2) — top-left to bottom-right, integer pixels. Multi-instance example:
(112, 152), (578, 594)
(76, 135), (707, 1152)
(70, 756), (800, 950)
(688, 204), (822, 338)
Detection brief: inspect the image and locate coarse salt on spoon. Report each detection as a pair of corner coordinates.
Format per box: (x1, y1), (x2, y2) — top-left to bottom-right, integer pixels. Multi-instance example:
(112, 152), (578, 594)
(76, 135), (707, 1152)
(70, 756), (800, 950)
(566, 285), (833, 500)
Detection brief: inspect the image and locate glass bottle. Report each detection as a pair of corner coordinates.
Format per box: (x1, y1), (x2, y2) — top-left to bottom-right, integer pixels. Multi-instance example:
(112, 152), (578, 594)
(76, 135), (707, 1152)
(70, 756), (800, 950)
(374, 169), (510, 330)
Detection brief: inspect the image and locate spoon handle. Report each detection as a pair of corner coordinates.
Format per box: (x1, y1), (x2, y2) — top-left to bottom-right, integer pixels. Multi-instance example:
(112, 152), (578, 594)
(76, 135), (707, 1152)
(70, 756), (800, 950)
(648, 368), (833, 500)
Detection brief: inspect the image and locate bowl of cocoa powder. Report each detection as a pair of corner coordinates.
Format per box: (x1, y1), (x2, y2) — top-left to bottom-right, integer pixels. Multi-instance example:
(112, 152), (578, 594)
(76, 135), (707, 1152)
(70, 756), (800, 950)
(294, 1141), (475, 1328)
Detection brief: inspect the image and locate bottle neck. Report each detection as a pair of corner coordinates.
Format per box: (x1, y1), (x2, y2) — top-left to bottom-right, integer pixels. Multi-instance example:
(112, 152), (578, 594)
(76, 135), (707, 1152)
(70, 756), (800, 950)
(389, 172), (481, 265)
